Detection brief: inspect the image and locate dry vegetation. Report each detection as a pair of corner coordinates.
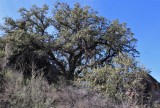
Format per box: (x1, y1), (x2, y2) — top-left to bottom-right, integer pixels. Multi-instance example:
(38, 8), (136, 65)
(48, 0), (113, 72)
(0, 69), (160, 108)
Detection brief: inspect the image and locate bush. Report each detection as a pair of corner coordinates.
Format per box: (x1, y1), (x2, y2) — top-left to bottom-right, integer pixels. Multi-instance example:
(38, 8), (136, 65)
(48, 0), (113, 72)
(0, 68), (159, 108)
(0, 69), (116, 108)
(0, 69), (56, 108)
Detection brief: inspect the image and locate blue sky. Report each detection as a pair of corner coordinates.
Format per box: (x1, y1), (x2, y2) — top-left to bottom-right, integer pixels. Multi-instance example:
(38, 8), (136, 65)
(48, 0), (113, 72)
(0, 0), (160, 81)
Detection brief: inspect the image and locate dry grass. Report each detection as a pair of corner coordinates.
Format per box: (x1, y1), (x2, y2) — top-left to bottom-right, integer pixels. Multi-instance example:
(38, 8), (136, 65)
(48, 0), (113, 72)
(0, 69), (160, 108)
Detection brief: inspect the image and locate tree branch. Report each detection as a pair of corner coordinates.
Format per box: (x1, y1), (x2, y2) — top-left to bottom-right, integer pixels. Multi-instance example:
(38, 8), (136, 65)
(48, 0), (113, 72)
(47, 50), (66, 75)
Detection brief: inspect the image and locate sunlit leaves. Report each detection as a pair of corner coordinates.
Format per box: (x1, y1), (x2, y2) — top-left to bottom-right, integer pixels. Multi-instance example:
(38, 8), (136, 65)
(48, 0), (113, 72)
(0, 2), (139, 80)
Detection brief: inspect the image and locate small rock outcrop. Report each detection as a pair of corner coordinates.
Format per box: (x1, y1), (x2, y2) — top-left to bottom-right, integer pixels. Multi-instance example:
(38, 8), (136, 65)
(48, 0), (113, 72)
(126, 72), (160, 105)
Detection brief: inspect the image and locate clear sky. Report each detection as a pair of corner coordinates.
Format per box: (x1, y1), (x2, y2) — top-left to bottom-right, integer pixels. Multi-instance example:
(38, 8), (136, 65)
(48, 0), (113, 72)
(0, 0), (160, 81)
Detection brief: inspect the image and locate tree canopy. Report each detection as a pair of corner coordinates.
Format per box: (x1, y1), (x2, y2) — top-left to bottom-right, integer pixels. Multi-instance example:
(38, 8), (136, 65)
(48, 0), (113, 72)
(0, 2), (139, 81)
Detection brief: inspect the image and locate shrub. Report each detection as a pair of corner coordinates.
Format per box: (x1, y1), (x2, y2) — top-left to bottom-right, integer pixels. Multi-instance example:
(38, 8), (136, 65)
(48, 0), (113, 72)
(0, 68), (160, 108)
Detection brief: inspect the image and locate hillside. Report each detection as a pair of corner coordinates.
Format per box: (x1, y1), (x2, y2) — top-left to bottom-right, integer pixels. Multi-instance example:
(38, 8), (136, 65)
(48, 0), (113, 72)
(0, 2), (160, 108)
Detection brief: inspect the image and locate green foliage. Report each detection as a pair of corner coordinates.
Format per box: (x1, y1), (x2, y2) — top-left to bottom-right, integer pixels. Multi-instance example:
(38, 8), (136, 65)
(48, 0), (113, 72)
(0, 50), (5, 58)
(76, 53), (150, 100)
(0, 2), (139, 81)
(0, 2), (160, 108)
(0, 37), (5, 58)
(0, 4), (154, 105)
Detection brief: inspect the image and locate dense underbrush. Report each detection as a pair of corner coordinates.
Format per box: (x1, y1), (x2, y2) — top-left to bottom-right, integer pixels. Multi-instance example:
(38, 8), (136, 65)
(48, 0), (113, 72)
(0, 69), (160, 108)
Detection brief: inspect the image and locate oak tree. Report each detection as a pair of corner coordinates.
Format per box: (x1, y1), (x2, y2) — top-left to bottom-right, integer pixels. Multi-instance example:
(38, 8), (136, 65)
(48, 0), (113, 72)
(0, 2), (139, 80)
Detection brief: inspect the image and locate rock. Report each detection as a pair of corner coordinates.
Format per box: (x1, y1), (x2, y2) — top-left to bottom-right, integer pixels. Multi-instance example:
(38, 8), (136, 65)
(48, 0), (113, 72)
(126, 72), (160, 105)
